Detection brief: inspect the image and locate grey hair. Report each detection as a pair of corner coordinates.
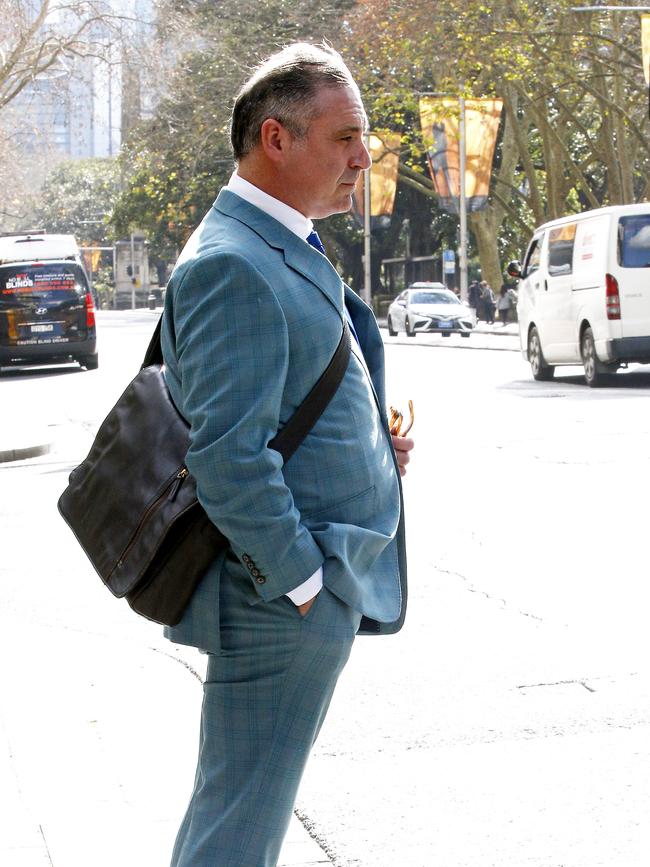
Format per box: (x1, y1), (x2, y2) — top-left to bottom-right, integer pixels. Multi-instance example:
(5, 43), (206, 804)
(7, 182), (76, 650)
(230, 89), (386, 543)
(230, 43), (357, 161)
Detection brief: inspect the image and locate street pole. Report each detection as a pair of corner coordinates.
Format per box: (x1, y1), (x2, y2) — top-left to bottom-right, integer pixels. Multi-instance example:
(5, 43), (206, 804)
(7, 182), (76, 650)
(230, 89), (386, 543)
(130, 231), (135, 310)
(458, 97), (469, 302)
(363, 133), (372, 306)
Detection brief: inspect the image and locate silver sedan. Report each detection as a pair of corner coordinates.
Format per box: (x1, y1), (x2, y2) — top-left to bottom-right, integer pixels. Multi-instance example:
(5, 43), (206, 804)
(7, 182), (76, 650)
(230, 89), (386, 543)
(387, 283), (475, 337)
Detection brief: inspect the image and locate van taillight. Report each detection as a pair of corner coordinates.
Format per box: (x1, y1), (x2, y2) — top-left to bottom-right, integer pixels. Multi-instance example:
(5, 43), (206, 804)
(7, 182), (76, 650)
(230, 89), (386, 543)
(85, 292), (96, 328)
(606, 273), (620, 320)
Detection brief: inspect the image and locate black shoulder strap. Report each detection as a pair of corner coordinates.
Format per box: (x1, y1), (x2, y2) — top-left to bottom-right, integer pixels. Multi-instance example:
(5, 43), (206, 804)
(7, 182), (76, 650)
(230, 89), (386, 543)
(142, 315), (164, 368)
(269, 321), (351, 462)
(142, 314), (351, 464)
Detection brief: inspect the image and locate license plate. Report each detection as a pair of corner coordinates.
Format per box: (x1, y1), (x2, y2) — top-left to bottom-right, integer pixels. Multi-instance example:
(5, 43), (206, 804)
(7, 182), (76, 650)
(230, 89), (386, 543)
(438, 321), (453, 329)
(31, 324), (54, 333)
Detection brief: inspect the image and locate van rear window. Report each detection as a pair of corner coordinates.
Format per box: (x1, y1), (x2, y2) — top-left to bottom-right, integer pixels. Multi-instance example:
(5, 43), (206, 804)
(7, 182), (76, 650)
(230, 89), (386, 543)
(0, 263), (88, 305)
(618, 216), (650, 268)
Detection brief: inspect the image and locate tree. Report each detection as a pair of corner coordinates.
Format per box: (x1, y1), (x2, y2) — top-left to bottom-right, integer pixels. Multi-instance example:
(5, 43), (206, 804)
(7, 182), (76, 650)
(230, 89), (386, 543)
(111, 0), (356, 263)
(32, 157), (121, 244)
(0, 0), (126, 110)
(342, 0), (650, 286)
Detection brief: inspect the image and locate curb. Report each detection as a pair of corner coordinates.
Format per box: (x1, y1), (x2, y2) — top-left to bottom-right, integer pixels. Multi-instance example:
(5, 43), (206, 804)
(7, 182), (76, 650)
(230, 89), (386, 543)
(0, 441), (51, 464)
(376, 319), (519, 338)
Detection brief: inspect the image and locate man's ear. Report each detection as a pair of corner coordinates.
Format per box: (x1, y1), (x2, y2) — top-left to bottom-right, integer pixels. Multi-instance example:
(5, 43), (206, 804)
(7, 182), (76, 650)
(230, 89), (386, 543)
(259, 118), (292, 164)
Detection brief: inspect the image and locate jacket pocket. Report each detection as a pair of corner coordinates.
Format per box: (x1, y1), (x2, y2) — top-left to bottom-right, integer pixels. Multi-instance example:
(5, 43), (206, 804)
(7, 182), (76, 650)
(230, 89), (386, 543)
(302, 484), (376, 524)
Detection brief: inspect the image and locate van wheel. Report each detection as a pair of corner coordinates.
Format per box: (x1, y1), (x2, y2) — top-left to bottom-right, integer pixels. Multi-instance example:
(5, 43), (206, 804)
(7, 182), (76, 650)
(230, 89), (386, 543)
(581, 327), (611, 387)
(405, 316), (416, 337)
(387, 316), (397, 336)
(528, 327), (554, 381)
(79, 353), (99, 371)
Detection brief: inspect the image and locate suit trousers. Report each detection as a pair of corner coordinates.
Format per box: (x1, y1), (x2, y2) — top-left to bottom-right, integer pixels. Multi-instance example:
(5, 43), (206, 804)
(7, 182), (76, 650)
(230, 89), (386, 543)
(170, 558), (361, 867)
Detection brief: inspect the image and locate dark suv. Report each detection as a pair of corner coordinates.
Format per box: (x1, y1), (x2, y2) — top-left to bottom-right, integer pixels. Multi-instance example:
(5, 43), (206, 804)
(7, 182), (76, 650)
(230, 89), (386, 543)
(0, 260), (98, 370)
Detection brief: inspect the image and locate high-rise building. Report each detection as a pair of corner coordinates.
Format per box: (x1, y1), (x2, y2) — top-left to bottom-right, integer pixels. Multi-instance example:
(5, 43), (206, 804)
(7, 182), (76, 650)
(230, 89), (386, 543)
(12, 0), (155, 161)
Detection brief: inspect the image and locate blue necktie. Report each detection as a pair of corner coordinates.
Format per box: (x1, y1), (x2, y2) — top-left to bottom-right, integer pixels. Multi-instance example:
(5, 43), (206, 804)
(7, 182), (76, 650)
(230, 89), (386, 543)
(306, 229), (327, 256)
(305, 229), (363, 352)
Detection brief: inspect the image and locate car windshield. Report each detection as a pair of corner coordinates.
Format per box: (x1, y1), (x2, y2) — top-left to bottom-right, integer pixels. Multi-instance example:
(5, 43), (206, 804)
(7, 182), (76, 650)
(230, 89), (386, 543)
(0, 263), (88, 308)
(618, 216), (650, 268)
(410, 290), (458, 305)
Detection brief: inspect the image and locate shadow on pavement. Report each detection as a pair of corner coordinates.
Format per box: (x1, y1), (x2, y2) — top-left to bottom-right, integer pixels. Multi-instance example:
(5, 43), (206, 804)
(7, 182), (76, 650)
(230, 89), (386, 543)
(0, 364), (82, 381)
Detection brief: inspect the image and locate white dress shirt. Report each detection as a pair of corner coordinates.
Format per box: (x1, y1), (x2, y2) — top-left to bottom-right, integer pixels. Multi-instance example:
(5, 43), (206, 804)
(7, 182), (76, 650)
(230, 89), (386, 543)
(225, 172), (322, 606)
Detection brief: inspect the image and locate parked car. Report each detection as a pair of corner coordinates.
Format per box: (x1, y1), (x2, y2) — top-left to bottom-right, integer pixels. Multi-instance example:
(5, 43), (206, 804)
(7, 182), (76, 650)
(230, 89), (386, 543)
(387, 283), (475, 337)
(508, 203), (650, 387)
(0, 260), (98, 370)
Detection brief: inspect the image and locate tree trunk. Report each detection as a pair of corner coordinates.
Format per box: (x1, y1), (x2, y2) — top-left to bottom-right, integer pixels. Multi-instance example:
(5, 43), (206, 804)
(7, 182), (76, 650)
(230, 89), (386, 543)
(470, 209), (503, 291)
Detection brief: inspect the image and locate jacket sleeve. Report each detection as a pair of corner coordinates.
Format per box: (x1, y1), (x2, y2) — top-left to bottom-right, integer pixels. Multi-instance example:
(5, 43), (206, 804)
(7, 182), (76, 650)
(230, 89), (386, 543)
(171, 251), (325, 601)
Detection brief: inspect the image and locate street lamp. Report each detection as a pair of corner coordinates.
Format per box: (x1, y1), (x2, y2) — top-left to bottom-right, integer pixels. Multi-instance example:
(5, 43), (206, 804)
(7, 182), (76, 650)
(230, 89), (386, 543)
(363, 133), (371, 305)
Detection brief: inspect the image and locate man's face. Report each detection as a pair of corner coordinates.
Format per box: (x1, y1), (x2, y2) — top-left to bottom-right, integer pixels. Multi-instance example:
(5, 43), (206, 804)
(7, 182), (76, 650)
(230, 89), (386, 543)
(283, 84), (371, 220)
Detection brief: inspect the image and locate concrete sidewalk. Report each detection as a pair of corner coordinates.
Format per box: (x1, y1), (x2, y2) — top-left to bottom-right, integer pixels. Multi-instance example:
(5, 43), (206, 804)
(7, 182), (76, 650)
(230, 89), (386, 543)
(0, 609), (332, 867)
(0, 407), (52, 463)
(0, 315), (520, 865)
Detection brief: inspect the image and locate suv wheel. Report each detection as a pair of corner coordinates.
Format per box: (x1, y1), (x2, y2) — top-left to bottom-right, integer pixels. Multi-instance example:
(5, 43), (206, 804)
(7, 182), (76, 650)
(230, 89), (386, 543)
(79, 353), (99, 371)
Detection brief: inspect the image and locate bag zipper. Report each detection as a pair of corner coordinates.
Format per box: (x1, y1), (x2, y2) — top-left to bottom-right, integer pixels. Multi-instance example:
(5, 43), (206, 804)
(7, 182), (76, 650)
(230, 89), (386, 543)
(117, 467), (189, 568)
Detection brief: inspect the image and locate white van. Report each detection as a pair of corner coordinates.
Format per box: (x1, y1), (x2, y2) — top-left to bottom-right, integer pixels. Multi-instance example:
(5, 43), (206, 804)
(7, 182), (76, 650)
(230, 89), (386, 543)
(508, 203), (650, 386)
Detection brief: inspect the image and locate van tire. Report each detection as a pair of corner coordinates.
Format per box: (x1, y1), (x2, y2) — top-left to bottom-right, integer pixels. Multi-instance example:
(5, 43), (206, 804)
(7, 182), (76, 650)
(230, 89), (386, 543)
(581, 327), (611, 387)
(528, 327), (554, 381)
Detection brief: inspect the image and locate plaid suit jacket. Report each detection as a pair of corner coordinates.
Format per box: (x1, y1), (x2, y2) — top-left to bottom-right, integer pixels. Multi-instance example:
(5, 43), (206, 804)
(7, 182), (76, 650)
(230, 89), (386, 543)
(161, 190), (407, 650)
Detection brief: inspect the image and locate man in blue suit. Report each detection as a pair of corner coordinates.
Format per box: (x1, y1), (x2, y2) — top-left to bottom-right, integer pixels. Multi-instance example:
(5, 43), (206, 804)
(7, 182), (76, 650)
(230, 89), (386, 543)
(161, 42), (413, 866)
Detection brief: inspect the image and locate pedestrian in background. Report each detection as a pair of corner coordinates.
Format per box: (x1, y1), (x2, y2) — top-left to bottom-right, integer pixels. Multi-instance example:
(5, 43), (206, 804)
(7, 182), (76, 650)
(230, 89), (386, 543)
(497, 284), (518, 325)
(468, 278), (480, 319)
(160, 42), (412, 867)
(480, 280), (496, 324)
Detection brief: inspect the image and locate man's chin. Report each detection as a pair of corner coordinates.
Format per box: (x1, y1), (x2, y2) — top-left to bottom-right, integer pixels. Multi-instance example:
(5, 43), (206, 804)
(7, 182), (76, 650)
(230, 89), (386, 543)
(311, 197), (354, 219)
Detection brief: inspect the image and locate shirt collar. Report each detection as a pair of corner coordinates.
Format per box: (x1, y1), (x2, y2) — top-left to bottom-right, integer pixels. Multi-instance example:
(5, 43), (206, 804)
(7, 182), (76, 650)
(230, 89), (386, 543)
(225, 172), (313, 241)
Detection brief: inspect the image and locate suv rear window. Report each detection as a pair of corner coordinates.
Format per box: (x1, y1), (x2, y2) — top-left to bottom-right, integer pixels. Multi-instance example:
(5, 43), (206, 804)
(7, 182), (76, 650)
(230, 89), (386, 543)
(0, 263), (89, 306)
(618, 216), (650, 268)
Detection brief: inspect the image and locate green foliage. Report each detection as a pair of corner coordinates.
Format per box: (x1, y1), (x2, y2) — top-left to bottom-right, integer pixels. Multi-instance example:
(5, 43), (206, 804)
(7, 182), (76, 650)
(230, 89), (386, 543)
(32, 158), (121, 245)
(110, 0), (650, 287)
(111, 0), (357, 263)
(340, 0), (650, 282)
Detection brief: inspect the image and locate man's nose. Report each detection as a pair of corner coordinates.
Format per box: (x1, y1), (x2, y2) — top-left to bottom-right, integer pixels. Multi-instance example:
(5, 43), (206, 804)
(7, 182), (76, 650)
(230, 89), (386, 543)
(352, 138), (372, 170)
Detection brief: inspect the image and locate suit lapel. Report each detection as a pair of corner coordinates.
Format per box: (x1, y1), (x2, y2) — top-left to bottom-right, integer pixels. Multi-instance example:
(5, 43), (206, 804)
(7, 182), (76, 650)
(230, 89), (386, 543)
(213, 190), (386, 413)
(213, 190), (344, 318)
(344, 286), (387, 414)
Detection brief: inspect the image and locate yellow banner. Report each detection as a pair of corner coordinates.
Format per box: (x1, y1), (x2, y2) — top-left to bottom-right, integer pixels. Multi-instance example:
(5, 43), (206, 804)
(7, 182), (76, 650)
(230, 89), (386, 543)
(642, 14), (650, 86)
(81, 248), (102, 273)
(419, 98), (503, 213)
(353, 132), (400, 219)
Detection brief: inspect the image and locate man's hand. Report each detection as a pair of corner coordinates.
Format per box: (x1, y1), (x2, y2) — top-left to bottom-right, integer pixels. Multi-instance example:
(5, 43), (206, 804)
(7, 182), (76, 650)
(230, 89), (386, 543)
(297, 593), (319, 616)
(392, 434), (414, 477)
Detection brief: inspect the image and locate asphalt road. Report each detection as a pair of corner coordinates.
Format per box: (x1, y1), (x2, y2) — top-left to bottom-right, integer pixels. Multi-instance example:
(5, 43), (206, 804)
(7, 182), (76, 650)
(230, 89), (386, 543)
(1, 310), (649, 867)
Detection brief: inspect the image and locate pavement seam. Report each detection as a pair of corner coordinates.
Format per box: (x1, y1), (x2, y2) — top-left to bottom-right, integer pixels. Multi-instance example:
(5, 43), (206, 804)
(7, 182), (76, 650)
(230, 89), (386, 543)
(293, 808), (340, 866)
(38, 825), (54, 866)
(435, 563), (545, 622)
(148, 645), (204, 683)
